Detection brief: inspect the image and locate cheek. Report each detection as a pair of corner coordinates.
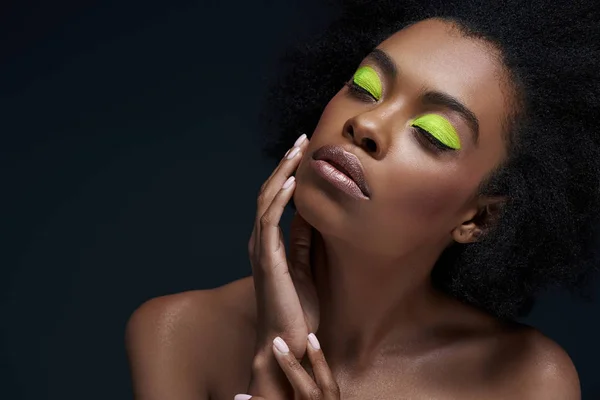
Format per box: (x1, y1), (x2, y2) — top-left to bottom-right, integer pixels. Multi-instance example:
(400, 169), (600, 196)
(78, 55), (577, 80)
(375, 153), (477, 227)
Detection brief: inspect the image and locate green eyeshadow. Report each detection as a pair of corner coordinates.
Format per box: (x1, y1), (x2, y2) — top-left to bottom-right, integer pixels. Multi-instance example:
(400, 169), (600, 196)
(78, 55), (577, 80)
(353, 66), (382, 100)
(411, 114), (461, 150)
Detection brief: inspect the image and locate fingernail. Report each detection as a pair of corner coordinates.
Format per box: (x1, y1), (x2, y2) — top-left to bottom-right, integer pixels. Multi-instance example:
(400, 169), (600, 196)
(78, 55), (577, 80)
(282, 176), (295, 189)
(286, 146), (301, 160)
(294, 133), (307, 147)
(308, 333), (320, 350)
(273, 336), (290, 354)
(234, 395), (252, 400)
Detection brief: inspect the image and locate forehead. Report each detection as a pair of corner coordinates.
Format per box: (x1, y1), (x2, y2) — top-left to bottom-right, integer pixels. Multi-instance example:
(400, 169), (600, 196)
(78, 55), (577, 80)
(377, 18), (510, 159)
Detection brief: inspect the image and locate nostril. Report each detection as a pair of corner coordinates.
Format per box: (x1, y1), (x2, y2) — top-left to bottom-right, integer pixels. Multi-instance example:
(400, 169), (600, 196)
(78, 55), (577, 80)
(346, 124), (355, 139)
(364, 138), (377, 153)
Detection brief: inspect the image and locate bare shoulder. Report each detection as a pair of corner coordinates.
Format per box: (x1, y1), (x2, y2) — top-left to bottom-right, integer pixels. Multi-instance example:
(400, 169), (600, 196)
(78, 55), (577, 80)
(491, 322), (581, 399)
(125, 276), (257, 400)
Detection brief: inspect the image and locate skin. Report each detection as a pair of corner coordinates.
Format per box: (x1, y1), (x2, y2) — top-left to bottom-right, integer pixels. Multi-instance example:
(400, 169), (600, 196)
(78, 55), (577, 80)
(125, 19), (581, 399)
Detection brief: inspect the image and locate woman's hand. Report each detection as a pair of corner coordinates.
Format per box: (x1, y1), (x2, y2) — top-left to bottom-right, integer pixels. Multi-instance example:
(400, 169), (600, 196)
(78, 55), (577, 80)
(247, 134), (321, 396)
(236, 334), (340, 400)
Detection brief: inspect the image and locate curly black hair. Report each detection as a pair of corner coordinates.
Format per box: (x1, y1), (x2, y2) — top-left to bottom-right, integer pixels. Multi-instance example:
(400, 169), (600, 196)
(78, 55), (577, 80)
(259, 0), (600, 320)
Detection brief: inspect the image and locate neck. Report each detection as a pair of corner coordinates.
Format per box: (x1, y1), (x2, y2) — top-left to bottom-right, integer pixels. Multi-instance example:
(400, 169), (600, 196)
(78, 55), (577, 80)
(311, 231), (447, 368)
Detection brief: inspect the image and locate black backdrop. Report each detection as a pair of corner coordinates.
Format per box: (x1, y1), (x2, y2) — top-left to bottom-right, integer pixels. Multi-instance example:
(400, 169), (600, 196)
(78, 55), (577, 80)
(1, 1), (598, 399)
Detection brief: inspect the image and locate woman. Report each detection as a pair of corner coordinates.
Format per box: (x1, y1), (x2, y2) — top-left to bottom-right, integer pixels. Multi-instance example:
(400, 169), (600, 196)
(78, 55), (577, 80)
(126, 0), (600, 398)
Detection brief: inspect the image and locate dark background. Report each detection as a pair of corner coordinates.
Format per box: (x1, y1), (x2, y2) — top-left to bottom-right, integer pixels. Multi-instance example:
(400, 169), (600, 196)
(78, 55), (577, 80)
(1, 1), (598, 399)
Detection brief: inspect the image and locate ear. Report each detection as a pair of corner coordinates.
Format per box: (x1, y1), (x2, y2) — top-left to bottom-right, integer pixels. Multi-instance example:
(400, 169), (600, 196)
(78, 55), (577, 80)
(451, 196), (505, 244)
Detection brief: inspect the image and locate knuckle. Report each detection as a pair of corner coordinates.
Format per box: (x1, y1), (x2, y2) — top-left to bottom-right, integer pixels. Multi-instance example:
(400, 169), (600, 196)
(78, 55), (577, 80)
(286, 357), (302, 372)
(307, 387), (323, 400)
(318, 357), (330, 369)
(259, 213), (273, 228)
(257, 191), (268, 206)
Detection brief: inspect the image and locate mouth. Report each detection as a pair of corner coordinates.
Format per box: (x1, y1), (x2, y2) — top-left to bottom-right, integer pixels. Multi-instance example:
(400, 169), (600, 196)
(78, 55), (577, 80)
(312, 144), (371, 198)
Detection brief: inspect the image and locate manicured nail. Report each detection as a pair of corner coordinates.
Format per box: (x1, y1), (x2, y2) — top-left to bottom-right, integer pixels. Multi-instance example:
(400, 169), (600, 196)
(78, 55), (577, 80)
(273, 336), (290, 354)
(282, 176), (295, 189)
(286, 146), (301, 160)
(294, 133), (307, 147)
(234, 395), (252, 400)
(308, 333), (320, 350)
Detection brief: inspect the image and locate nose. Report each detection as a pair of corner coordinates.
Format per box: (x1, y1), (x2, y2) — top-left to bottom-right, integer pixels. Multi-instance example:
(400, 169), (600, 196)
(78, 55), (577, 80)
(343, 108), (395, 159)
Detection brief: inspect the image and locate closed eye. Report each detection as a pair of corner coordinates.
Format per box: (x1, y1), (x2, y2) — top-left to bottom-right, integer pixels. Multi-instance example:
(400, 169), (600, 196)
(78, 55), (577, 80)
(345, 81), (378, 102)
(347, 65), (382, 101)
(413, 125), (455, 152)
(411, 114), (461, 151)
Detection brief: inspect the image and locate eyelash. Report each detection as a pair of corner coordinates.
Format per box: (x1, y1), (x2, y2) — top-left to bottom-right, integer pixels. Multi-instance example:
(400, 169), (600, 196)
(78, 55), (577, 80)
(412, 126), (454, 153)
(345, 81), (377, 102)
(345, 80), (454, 153)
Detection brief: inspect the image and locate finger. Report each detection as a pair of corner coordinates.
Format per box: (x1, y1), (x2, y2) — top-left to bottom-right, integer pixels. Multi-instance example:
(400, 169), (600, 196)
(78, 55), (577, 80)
(251, 134), (308, 263)
(306, 334), (340, 399)
(256, 134), (307, 218)
(251, 171), (296, 273)
(272, 336), (320, 399)
(251, 140), (305, 261)
(262, 133), (308, 195)
(259, 175), (296, 262)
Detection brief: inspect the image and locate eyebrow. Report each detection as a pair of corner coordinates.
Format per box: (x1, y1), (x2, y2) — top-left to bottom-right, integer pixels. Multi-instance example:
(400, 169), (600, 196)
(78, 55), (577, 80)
(421, 91), (480, 145)
(365, 49), (480, 145)
(366, 49), (398, 78)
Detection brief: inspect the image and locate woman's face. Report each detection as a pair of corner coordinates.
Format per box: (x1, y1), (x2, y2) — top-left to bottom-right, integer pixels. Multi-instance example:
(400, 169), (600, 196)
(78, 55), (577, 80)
(293, 18), (511, 257)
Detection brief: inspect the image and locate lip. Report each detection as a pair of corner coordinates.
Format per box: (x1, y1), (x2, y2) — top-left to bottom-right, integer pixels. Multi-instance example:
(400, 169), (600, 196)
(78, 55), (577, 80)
(311, 144), (371, 198)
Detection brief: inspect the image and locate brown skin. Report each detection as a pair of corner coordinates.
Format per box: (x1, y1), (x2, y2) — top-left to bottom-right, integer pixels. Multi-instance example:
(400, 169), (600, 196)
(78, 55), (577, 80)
(126, 19), (581, 399)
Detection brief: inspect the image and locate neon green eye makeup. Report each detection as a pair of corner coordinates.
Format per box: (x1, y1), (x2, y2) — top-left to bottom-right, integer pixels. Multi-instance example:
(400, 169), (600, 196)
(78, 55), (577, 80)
(411, 114), (461, 150)
(353, 66), (382, 100)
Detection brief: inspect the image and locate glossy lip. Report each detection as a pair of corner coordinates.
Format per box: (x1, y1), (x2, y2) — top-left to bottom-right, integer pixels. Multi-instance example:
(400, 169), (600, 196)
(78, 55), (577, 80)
(312, 144), (371, 198)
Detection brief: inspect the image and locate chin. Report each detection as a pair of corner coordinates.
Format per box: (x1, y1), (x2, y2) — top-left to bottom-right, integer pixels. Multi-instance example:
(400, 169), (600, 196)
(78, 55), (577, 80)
(293, 179), (423, 257)
(293, 179), (355, 240)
